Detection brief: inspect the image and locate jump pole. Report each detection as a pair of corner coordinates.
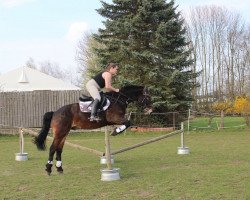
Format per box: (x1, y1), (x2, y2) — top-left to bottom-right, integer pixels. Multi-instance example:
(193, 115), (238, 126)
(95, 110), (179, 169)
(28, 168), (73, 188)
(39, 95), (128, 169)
(101, 127), (120, 181)
(22, 128), (103, 157)
(15, 128), (28, 161)
(110, 129), (182, 155)
(106, 122), (189, 156)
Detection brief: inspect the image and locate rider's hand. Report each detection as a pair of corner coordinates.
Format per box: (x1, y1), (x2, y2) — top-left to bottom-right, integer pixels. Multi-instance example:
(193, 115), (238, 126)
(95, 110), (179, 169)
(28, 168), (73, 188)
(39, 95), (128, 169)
(115, 89), (119, 92)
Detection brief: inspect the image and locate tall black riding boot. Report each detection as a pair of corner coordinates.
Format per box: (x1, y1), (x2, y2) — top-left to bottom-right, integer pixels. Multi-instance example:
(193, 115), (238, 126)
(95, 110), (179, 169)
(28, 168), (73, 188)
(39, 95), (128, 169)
(90, 99), (100, 121)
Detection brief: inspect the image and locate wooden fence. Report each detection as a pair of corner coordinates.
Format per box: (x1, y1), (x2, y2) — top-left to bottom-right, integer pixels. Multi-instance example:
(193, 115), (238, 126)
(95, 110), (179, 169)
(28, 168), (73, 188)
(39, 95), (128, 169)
(0, 90), (83, 129)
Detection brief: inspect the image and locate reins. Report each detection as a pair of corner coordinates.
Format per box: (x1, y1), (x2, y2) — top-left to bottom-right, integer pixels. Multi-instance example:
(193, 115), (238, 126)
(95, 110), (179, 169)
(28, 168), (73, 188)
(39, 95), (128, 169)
(105, 91), (133, 105)
(104, 86), (149, 107)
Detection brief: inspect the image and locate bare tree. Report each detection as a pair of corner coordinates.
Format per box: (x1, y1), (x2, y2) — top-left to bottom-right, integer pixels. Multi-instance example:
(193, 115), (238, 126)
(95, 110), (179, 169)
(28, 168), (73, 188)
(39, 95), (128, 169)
(39, 60), (82, 87)
(75, 32), (105, 86)
(185, 5), (250, 109)
(40, 61), (66, 80)
(25, 57), (37, 69)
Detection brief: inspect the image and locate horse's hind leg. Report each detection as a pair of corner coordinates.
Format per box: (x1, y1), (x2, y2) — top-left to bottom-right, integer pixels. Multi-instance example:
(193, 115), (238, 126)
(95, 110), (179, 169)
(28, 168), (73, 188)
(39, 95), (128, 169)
(55, 137), (66, 173)
(46, 141), (56, 175)
(55, 150), (63, 173)
(45, 135), (66, 174)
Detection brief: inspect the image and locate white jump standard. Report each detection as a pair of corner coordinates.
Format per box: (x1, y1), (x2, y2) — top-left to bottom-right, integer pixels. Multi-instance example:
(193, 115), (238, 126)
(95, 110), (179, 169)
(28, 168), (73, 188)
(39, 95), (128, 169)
(15, 128), (28, 161)
(177, 123), (190, 155)
(100, 155), (115, 165)
(101, 127), (120, 181)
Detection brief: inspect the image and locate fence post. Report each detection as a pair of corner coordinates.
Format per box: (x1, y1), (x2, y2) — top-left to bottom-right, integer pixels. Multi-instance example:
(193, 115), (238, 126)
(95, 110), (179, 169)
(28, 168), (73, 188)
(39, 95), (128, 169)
(188, 109), (190, 134)
(173, 112), (176, 130)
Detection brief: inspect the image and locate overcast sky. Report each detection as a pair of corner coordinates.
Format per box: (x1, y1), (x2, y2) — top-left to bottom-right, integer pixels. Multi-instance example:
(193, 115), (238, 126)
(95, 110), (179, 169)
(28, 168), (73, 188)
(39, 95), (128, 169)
(0, 0), (249, 74)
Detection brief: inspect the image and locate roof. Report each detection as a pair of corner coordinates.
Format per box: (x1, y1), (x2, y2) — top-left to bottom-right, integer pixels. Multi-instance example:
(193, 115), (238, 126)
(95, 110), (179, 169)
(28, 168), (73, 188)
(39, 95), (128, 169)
(0, 67), (81, 91)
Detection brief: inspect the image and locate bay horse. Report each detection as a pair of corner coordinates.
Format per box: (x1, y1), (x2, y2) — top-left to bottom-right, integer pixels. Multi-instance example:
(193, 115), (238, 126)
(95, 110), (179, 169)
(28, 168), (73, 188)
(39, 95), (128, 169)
(33, 85), (152, 175)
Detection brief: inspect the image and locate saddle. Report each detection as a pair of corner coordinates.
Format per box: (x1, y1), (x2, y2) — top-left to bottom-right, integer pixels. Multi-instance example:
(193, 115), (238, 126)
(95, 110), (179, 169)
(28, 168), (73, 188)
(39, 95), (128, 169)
(79, 92), (110, 113)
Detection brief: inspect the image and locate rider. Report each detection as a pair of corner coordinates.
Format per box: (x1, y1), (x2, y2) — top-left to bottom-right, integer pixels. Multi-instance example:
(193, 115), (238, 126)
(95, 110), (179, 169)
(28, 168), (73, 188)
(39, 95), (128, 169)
(86, 63), (120, 121)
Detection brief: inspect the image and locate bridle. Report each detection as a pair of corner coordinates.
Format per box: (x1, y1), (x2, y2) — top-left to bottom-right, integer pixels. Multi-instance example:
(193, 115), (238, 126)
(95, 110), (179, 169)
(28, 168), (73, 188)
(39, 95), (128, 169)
(106, 91), (133, 105)
(138, 87), (151, 108)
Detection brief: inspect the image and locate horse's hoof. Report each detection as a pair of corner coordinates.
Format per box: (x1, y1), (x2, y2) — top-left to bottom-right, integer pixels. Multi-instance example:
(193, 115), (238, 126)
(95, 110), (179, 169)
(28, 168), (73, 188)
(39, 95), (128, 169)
(46, 171), (51, 176)
(56, 167), (64, 174)
(45, 163), (52, 175)
(110, 130), (118, 136)
(45, 168), (52, 175)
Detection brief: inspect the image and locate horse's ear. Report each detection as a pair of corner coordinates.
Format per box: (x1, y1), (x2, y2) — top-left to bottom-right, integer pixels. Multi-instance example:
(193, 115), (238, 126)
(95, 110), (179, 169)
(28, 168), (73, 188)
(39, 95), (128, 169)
(143, 87), (149, 94)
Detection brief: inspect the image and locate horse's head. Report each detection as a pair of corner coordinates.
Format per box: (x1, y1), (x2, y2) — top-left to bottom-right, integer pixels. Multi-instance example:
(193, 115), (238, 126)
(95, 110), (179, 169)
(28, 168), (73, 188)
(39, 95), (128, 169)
(120, 85), (152, 114)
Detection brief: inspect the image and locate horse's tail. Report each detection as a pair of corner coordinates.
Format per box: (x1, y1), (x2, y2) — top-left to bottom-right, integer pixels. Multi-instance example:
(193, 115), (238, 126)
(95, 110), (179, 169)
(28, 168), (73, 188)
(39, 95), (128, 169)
(33, 111), (54, 150)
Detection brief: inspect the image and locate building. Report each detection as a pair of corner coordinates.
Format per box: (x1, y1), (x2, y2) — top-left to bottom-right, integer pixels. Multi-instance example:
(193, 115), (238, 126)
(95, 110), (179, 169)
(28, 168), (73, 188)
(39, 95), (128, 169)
(0, 66), (80, 91)
(0, 67), (82, 131)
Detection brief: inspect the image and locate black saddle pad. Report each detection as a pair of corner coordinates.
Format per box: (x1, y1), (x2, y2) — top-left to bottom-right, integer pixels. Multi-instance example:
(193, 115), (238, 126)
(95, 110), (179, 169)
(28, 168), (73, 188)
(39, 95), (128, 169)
(79, 95), (92, 101)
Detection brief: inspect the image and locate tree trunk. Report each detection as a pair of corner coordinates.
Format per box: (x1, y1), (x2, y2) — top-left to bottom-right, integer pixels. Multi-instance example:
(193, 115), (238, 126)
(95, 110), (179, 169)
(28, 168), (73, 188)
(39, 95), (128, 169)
(220, 110), (224, 129)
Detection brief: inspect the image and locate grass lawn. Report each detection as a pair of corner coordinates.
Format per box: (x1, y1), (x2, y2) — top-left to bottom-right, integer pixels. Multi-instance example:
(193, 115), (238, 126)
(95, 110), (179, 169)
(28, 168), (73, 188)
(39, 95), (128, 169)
(0, 128), (249, 200)
(188, 116), (247, 130)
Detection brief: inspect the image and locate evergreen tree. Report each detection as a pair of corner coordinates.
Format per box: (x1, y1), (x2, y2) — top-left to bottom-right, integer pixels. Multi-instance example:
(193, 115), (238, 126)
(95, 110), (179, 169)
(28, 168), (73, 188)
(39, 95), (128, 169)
(93, 0), (199, 112)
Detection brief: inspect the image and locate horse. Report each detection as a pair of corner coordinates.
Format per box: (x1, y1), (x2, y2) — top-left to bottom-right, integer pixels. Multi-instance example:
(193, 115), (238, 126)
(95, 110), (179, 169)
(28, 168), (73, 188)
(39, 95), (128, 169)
(33, 85), (152, 175)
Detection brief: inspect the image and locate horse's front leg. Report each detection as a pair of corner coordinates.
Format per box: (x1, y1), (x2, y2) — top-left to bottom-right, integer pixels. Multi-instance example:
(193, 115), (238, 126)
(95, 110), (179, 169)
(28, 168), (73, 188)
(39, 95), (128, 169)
(111, 120), (131, 136)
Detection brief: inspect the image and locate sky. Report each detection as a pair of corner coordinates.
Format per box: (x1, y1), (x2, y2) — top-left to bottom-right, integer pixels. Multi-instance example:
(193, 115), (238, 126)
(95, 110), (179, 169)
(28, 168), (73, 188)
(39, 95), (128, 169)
(0, 0), (249, 75)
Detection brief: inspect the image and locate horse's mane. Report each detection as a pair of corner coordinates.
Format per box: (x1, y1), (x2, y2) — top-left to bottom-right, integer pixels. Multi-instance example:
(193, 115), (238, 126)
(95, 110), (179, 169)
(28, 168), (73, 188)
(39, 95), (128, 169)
(104, 85), (143, 98)
(120, 85), (143, 93)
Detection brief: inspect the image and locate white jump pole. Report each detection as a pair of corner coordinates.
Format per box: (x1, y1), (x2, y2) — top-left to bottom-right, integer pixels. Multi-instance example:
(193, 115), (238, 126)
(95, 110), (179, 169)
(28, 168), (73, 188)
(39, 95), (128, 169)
(15, 128), (28, 161)
(101, 127), (120, 181)
(177, 122), (190, 155)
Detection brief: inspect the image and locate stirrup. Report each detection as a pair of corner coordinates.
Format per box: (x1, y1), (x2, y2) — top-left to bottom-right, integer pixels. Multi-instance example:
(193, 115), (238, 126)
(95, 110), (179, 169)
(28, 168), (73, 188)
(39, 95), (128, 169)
(89, 116), (101, 122)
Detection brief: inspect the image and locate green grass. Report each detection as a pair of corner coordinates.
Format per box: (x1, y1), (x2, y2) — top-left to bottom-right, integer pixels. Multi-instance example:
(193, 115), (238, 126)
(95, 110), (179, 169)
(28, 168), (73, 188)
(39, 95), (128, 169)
(188, 116), (247, 130)
(0, 129), (250, 200)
